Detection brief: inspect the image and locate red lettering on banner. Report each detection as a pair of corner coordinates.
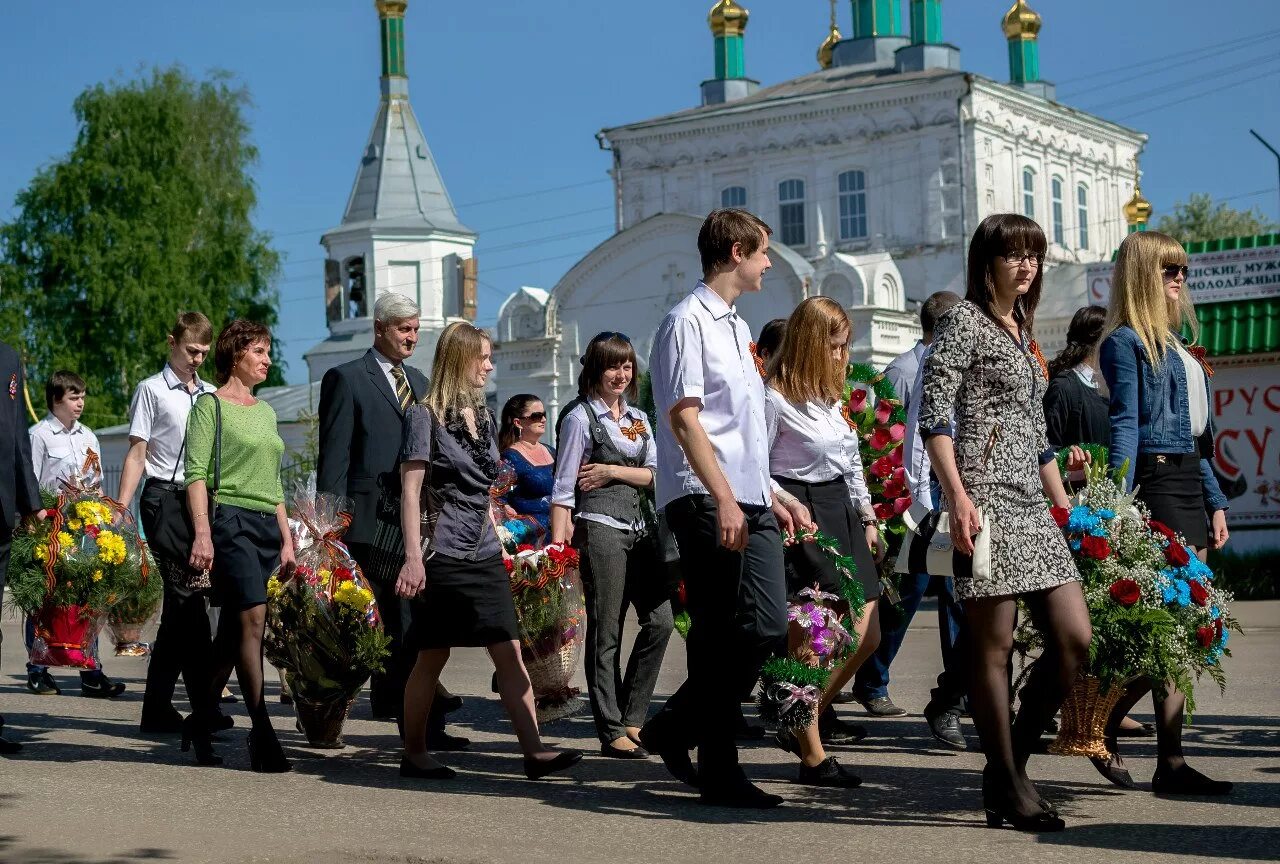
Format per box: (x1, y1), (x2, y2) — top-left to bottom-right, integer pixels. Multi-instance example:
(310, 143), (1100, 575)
(1246, 427), (1274, 476)
(1265, 386), (1280, 414)
(1240, 387), (1258, 416)
(1215, 430), (1241, 479)
(1215, 389), (1234, 415)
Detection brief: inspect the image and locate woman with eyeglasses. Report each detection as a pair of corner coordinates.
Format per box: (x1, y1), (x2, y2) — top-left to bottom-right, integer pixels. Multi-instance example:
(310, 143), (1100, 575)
(549, 331), (674, 759)
(920, 214), (1090, 832)
(497, 394), (555, 543)
(1096, 230), (1232, 797)
(395, 322), (582, 781)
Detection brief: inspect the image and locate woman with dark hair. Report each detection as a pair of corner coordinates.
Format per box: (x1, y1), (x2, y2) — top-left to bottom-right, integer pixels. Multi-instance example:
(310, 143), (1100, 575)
(396, 322), (581, 780)
(920, 214), (1089, 831)
(185, 320), (294, 770)
(497, 394), (555, 541)
(550, 332), (673, 757)
(1095, 230), (1231, 796)
(755, 318), (788, 365)
(1044, 305), (1110, 451)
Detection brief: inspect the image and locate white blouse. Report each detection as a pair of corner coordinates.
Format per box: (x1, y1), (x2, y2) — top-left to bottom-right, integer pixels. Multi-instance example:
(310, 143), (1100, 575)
(764, 388), (875, 520)
(1172, 342), (1209, 436)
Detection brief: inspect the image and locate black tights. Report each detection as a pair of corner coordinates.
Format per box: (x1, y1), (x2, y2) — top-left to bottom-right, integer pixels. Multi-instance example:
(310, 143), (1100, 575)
(965, 582), (1091, 813)
(1104, 679), (1188, 771)
(212, 604), (271, 733)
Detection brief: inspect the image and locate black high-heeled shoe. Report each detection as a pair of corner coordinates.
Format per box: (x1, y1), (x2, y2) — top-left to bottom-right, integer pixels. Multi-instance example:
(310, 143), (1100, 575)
(180, 715), (222, 767)
(981, 765), (1065, 833)
(247, 728), (292, 773)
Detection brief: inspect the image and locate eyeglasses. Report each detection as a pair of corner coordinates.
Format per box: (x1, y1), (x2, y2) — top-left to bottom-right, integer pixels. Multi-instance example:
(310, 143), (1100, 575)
(1162, 264), (1189, 280)
(1002, 253), (1044, 268)
(520, 412), (547, 422)
(592, 331), (631, 344)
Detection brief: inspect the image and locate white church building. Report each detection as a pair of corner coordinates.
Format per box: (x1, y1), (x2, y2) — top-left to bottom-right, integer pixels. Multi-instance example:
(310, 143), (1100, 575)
(494, 0), (1150, 425)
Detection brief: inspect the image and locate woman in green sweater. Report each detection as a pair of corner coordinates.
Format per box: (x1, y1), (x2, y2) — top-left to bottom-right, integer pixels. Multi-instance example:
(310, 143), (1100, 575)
(186, 320), (295, 771)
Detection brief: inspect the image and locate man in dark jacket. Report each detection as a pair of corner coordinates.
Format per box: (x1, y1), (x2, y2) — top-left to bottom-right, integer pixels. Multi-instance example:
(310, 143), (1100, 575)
(0, 341), (46, 754)
(317, 293), (464, 748)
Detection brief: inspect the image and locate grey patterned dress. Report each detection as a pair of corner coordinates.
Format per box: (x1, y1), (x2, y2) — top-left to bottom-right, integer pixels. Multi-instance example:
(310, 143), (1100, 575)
(918, 300), (1078, 600)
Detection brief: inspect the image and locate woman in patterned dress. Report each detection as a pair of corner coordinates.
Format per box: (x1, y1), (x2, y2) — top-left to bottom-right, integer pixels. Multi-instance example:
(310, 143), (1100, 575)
(920, 214), (1089, 832)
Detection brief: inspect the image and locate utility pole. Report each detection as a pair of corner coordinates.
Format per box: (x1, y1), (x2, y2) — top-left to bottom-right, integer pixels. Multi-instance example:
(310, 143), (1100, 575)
(1250, 129), (1280, 224)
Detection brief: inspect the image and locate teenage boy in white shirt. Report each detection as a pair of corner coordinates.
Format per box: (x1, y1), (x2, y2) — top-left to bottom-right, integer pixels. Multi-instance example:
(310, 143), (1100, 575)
(641, 209), (812, 809)
(26, 371), (124, 698)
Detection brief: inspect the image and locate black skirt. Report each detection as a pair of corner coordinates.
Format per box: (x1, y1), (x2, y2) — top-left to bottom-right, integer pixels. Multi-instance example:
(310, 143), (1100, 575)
(775, 476), (880, 604)
(408, 552), (520, 650)
(1134, 453), (1209, 550)
(211, 504), (280, 609)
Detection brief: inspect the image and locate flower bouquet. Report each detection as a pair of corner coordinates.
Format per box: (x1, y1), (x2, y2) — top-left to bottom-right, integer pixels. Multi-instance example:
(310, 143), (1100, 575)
(759, 530), (866, 730)
(493, 460), (547, 548)
(1015, 454), (1238, 756)
(6, 453), (154, 668)
(107, 569), (163, 656)
(264, 483), (391, 748)
(506, 543), (586, 723)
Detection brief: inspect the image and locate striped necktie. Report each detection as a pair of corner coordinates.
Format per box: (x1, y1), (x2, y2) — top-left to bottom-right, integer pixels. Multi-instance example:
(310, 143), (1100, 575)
(390, 365), (412, 411)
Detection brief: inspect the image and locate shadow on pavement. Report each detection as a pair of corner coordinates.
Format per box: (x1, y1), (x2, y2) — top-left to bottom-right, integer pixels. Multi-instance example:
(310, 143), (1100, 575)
(1035, 823), (1280, 859)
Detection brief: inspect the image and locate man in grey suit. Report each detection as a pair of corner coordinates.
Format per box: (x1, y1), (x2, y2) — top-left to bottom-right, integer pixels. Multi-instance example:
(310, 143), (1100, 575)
(317, 293), (464, 747)
(0, 340), (46, 754)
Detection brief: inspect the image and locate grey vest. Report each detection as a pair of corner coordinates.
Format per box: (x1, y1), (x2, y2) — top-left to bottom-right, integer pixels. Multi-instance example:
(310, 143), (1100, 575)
(575, 404), (650, 529)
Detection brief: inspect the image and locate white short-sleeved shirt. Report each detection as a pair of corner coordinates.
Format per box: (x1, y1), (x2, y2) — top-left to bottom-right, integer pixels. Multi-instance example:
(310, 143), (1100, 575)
(552, 397), (658, 531)
(127, 364), (215, 482)
(30, 414), (102, 490)
(765, 389), (875, 519)
(649, 282), (772, 510)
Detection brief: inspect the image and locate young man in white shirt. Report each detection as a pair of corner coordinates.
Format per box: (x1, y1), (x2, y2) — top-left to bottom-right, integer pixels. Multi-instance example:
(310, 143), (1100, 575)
(642, 209), (811, 809)
(26, 371), (125, 698)
(117, 313), (218, 733)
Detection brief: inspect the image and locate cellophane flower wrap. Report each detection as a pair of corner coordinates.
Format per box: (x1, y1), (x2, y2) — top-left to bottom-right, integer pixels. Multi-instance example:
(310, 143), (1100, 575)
(505, 543), (586, 722)
(7, 453), (156, 668)
(1016, 453), (1238, 715)
(492, 460), (547, 548)
(265, 482), (391, 743)
(843, 363), (910, 535)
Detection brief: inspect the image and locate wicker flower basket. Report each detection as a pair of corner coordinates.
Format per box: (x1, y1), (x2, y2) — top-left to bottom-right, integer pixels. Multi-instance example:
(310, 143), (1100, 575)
(1049, 675), (1131, 758)
(293, 694), (356, 749)
(523, 640), (582, 724)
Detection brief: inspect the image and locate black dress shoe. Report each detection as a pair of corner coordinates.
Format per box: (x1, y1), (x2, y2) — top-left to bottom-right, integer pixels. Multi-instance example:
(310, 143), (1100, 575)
(925, 706), (967, 750)
(639, 722), (699, 788)
(700, 781), (783, 809)
(426, 729), (471, 751)
(80, 676), (125, 699)
(1152, 763), (1232, 796)
(1089, 753), (1136, 789)
(400, 755), (456, 779)
(860, 696), (907, 717)
(524, 749), (583, 780)
(796, 756), (861, 788)
(830, 690), (859, 705)
(1116, 721), (1157, 738)
(600, 742), (649, 759)
(438, 693), (464, 714)
(819, 710), (867, 744)
(140, 710), (186, 735)
(0, 735), (22, 755)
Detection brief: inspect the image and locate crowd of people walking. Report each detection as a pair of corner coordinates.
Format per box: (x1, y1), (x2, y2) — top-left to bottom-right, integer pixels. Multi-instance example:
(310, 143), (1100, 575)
(0, 208), (1234, 826)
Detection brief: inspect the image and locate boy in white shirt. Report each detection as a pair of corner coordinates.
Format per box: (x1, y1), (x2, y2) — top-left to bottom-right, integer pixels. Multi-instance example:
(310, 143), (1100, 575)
(26, 371), (124, 698)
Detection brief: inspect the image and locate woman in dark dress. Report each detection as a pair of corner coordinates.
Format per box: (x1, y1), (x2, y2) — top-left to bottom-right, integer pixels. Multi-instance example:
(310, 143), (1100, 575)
(497, 394), (555, 542)
(1043, 305), (1110, 452)
(395, 322), (581, 781)
(1097, 230), (1232, 796)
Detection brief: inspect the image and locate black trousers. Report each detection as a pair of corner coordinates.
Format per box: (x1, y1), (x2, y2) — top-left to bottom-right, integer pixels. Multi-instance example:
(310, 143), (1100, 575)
(140, 480), (215, 721)
(0, 522), (11, 670)
(651, 495), (786, 787)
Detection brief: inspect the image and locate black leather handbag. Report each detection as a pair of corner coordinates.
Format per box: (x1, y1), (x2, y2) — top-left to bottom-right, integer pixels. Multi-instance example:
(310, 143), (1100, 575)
(144, 395), (223, 566)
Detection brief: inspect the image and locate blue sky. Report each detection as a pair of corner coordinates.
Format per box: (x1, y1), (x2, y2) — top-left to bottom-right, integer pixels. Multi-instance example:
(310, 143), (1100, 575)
(2, 0), (1278, 384)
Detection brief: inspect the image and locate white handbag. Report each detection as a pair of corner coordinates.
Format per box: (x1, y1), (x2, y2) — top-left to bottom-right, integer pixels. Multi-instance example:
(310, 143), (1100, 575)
(894, 500), (991, 580)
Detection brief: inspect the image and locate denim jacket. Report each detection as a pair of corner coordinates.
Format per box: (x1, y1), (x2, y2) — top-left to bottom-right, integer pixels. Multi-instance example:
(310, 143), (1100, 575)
(1098, 325), (1228, 513)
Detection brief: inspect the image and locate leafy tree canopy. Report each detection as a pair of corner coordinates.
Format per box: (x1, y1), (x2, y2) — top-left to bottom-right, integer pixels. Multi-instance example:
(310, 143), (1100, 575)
(0, 66), (282, 429)
(1153, 193), (1278, 244)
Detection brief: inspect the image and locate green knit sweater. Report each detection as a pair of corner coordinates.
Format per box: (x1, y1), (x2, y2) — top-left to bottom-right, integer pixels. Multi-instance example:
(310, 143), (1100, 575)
(184, 394), (284, 514)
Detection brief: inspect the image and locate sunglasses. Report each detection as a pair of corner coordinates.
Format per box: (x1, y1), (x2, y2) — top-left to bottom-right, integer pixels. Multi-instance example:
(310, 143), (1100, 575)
(1162, 264), (1189, 280)
(592, 331), (632, 344)
(520, 411), (547, 422)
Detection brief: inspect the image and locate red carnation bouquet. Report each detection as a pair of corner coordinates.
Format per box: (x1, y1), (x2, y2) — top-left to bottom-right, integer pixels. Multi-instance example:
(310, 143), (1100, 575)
(506, 543), (586, 722)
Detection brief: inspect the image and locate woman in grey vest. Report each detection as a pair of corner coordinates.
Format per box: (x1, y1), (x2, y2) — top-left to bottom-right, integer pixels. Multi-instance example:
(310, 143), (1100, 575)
(550, 332), (674, 758)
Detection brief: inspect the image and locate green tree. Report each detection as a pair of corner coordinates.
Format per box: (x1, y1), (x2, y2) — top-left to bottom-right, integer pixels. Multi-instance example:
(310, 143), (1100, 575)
(1154, 193), (1278, 244)
(0, 66), (282, 429)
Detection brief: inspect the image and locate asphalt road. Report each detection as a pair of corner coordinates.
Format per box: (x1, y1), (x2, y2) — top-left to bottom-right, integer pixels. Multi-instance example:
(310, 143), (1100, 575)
(1, 597), (1277, 864)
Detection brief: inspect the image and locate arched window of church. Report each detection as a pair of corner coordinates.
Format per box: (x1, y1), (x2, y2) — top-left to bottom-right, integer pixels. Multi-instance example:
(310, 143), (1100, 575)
(838, 170), (867, 240)
(721, 186), (747, 208)
(778, 179), (806, 247)
(1077, 183), (1090, 250)
(1050, 177), (1065, 246)
(343, 256), (368, 319)
(1022, 168), (1036, 219)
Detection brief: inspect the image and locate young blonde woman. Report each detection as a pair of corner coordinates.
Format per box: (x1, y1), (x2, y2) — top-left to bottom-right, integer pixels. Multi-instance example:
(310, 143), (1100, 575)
(764, 297), (885, 787)
(395, 322), (581, 781)
(1096, 230), (1232, 796)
